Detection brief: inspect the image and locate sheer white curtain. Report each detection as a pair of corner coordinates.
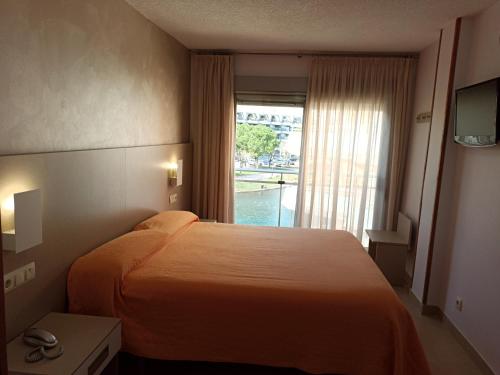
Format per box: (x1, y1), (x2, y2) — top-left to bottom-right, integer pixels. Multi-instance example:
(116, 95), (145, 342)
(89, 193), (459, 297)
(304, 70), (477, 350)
(296, 57), (415, 244)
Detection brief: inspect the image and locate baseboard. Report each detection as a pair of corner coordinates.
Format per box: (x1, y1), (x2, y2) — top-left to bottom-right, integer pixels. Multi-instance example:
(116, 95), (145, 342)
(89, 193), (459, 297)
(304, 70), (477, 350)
(404, 272), (413, 288)
(407, 294), (495, 375)
(421, 304), (444, 319)
(441, 314), (496, 375)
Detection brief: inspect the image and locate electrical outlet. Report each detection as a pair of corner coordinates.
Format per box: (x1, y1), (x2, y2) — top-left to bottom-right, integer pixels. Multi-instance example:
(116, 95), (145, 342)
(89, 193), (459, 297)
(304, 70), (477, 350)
(25, 262), (36, 281)
(14, 268), (25, 286)
(456, 297), (464, 312)
(3, 262), (36, 293)
(3, 272), (16, 293)
(169, 193), (178, 204)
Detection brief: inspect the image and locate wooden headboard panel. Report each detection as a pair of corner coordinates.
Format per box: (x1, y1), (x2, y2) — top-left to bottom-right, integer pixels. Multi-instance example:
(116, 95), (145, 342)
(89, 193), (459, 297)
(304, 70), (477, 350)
(0, 143), (192, 340)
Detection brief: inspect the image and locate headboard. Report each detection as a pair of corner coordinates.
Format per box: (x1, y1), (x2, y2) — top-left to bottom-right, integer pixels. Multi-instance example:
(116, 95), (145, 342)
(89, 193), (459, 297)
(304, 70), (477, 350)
(0, 143), (191, 340)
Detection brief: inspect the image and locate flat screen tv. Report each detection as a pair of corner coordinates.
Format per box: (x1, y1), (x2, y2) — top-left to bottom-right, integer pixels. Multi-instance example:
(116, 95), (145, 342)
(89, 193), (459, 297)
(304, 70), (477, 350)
(455, 78), (500, 147)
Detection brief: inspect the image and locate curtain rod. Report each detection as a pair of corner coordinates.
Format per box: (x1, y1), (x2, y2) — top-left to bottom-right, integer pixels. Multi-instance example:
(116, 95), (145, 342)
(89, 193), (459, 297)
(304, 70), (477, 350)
(190, 50), (418, 58)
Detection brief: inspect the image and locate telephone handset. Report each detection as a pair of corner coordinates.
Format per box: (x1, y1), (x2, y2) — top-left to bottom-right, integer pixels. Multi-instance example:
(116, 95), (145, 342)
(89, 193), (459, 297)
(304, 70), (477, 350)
(23, 328), (64, 363)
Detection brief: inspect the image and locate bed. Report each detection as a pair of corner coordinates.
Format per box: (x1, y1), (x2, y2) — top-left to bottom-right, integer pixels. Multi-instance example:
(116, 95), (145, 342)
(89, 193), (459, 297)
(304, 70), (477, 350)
(67, 211), (430, 375)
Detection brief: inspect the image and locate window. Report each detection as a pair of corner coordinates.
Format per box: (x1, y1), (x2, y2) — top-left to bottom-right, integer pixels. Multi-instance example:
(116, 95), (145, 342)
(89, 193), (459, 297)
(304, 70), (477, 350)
(234, 97), (305, 227)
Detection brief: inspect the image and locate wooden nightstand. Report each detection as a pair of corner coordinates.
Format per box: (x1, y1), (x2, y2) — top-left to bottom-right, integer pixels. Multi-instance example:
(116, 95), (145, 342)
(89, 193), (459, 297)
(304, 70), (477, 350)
(7, 313), (121, 375)
(366, 213), (411, 286)
(199, 219), (217, 223)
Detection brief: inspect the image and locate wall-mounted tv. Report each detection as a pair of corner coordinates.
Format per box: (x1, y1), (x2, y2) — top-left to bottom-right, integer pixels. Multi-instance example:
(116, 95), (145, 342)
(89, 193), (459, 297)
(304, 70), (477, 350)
(455, 78), (499, 147)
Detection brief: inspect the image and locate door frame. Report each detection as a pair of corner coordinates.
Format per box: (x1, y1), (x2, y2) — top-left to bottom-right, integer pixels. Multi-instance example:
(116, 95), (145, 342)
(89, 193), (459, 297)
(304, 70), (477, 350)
(0, 215), (7, 375)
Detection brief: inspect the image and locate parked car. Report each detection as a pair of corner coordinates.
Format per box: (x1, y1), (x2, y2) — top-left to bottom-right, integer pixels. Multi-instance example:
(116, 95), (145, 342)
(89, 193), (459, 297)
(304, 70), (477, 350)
(258, 155), (271, 166)
(272, 158), (290, 167)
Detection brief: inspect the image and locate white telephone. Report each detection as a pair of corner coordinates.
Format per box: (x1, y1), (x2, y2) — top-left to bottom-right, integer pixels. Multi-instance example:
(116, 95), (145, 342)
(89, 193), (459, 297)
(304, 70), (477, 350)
(23, 328), (64, 363)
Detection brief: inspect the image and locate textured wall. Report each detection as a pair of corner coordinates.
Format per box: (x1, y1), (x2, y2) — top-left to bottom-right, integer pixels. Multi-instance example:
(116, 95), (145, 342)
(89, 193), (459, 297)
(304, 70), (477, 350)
(0, 0), (192, 341)
(0, 0), (190, 154)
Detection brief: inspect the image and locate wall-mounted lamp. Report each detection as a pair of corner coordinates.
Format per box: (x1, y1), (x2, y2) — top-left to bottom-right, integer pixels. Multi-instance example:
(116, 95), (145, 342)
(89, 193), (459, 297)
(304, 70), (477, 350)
(168, 160), (183, 187)
(1, 189), (43, 253)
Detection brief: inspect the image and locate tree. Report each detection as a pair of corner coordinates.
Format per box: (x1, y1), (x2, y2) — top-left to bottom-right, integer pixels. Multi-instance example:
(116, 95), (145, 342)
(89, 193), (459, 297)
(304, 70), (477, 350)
(236, 123), (279, 166)
(247, 125), (280, 165)
(236, 123), (252, 156)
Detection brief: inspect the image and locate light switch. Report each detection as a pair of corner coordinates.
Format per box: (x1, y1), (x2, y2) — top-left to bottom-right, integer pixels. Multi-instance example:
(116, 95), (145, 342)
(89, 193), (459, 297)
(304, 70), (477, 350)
(3, 262), (36, 293)
(14, 269), (25, 286)
(169, 194), (177, 204)
(25, 262), (36, 281)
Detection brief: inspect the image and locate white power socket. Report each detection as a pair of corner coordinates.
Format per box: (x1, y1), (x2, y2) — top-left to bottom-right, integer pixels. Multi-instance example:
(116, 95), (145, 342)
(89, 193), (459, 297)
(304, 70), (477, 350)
(25, 262), (36, 281)
(3, 262), (36, 294)
(169, 193), (178, 204)
(3, 272), (16, 293)
(455, 297), (464, 312)
(14, 268), (25, 287)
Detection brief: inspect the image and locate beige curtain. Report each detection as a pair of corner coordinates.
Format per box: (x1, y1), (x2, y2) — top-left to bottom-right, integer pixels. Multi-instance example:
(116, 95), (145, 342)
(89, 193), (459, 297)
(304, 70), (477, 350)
(191, 55), (235, 223)
(296, 57), (415, 244)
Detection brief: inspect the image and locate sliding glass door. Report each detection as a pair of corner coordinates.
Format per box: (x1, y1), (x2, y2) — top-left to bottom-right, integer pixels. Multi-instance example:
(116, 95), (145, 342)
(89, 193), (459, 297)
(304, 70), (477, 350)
(233, 96), (386, 245)
(234, 101), (304, 227)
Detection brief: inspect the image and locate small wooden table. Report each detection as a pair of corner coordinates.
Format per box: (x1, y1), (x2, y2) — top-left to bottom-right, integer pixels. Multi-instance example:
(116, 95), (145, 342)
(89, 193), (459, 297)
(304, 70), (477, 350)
(366, 213), (411, 286)
(366, 229), (409, 286)
(7, 313), (121, 375)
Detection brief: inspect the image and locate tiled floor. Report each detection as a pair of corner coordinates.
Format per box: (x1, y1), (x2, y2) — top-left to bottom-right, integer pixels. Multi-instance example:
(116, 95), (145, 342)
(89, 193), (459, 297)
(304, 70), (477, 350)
(396, 288), (491, 375)
(121, 289), (492, 375)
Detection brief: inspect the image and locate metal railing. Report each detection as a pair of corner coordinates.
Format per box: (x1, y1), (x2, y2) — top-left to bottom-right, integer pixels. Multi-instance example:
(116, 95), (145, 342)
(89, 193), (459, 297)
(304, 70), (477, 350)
(234, 167), (299, 227)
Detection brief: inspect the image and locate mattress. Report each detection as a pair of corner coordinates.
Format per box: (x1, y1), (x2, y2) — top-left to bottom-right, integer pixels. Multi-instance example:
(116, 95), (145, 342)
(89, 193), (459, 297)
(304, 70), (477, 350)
(68, 212), (430, 375)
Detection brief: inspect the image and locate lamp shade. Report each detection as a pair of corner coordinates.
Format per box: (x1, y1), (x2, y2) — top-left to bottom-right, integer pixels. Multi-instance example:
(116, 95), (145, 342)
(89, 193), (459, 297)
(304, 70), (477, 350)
(1, 189), (43, 253)
(176, 159), (183, 186)
(168, 160), (183, 187)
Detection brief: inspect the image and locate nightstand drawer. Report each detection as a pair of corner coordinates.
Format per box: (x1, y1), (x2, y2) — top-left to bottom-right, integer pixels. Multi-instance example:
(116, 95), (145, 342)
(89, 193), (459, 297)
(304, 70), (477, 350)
(74, 320), (121, 375)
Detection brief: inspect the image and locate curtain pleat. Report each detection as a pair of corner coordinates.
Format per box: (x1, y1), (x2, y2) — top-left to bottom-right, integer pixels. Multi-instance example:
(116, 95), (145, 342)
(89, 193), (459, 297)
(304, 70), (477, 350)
(191, 55), (235, 223)
(296, 57), (415, 244)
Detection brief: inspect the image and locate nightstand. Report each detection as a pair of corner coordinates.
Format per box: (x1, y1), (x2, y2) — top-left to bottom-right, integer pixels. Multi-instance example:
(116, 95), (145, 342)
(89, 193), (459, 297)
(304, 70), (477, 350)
(200, 219), (217, 223)
(7, 313), (121, 375)
(366, 213), (411, 286)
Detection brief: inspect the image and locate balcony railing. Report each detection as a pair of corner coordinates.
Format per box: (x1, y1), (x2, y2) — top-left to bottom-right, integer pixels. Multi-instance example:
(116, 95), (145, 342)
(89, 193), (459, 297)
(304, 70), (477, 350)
(234, 167), (299, 227)
(234, 167), (379, 245)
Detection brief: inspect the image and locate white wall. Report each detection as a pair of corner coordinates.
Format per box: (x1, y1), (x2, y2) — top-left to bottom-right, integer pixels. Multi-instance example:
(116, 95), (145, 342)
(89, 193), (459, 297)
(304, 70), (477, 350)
(400, 41), (439, 275)
(428, 2), (500, 373)
(412, 19), (459, 301)
(234, 55), (312, 77)
(234, 54), (311, 94)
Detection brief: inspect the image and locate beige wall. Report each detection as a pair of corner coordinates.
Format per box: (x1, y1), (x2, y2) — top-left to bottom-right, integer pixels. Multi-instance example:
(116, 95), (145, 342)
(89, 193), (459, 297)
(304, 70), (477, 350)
(234, 55), (311, 94)
(400, 41), (439, 275)
(234, 55), (312, 78)
(0, 0), (193, 340)
(1, 144), (192, 340)
(0, 0), (190, 155)
(428, 2), (500, 373)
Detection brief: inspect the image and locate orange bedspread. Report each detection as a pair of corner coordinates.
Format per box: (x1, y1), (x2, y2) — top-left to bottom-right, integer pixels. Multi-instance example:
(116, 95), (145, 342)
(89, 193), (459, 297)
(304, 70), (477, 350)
(68, 215), (430, 375)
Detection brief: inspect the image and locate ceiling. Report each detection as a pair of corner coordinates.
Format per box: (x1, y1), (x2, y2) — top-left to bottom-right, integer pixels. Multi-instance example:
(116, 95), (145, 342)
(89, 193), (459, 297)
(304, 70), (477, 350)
(125, 0), (496, 52)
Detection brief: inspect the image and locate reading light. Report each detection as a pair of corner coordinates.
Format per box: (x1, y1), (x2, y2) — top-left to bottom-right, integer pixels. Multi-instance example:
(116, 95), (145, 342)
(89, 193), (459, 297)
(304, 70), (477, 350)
(3, 195), (15, 212)
(1, 189), (43, 253)
(168, 160), (183, 187)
